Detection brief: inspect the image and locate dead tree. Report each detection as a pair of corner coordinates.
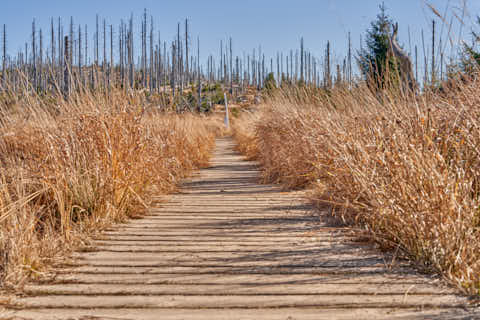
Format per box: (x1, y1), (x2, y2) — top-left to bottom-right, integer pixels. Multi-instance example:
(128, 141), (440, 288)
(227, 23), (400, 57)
(78, 25), (82, 85)
(431, 20), (436, 84)
(390, 23), (417, 92)
(325, 41), (331, 89)
(185, 19), (189, 85)
(63, 36), (69, 97)
(2, 24), (6, 85)
(32, 20), (37, 91)
(39, 28), (43, 91)
(50, 19), (55, 70)
(197, 36), (201, 112)
(110, 24), (113, 87)
(300, 37), (304, 82)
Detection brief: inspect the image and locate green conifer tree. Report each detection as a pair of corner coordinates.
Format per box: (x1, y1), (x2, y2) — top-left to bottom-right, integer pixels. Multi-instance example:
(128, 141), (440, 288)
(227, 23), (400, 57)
(357, 3), (400, 90)
(461, 16), (480, 74)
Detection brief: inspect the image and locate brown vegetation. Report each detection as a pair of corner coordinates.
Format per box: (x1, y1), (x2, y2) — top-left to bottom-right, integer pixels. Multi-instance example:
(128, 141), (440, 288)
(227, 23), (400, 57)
(233, 83), (480, 294)
(0, 89), (220, 289)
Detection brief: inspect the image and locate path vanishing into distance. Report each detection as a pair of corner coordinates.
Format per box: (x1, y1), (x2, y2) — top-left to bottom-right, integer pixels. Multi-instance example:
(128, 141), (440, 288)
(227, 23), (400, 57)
(3, 138), (478, 319)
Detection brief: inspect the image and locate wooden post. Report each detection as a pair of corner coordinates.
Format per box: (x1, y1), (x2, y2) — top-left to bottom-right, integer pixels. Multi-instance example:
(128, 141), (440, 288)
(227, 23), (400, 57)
(224, 93), (229, 128)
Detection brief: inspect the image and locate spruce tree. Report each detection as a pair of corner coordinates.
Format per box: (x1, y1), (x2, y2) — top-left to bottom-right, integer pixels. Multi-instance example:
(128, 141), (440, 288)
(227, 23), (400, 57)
(357, 3), (399, 89)
(461, 16), (480, 74)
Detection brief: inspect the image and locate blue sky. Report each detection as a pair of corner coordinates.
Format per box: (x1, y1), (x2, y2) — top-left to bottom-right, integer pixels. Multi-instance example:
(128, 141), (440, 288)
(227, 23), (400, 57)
(1, 0), (479, 67)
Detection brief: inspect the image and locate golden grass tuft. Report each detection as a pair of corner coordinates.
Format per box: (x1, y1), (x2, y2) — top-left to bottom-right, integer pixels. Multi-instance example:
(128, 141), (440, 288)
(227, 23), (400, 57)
(234, 83), (480, 294)
(0, 88), (219, 289)
(231, 109), (260, 160)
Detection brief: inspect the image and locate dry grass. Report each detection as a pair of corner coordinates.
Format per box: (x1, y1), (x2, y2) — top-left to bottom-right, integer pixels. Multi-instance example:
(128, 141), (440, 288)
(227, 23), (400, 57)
(231, 109), (260, 160)
(233, 83), (480, 294)
(0, 88), (219, 290)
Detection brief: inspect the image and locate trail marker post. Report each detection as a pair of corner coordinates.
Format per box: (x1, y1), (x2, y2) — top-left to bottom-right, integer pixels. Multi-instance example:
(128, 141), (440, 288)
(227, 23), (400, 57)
(224, 93), (229, 128)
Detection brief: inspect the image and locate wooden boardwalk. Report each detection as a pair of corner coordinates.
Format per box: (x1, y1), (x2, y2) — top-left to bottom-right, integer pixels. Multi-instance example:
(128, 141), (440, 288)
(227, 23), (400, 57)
(3, 138), (477, 319)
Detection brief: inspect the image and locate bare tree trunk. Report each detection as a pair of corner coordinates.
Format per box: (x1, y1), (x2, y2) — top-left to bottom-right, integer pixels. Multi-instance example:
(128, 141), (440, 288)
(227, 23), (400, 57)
(431, 20), (436, 85)
(103, 19), (107, 90)
(63, 35), (69, 98)
(247, 55), (250, 86)
(415, 45), (418, 83)
(149, 16), (153, 92)
(159, 43), (164, 90)
(325, 41), (331, 89)
(128, 14), (134, 89)
(163, 41), (167, 94)
(39, 28), (43, 91)
(229, 37), (233, 93)
(2, 24), (6, 84)
(348, 32), (352, 86)
(177, 22), (182, 93)
(440, 49), (444, 81)
(95, 14), (99, 66)
(185, 19), (189, 86)
(220, 40), (223, 84)
(421, 29), (427, 87)
(32, 20), (37, 91)
(119, 22), (123, 88)
(155, 44), (159, 92)
(78, 24), (82, 87)
(84, 25), (88, 88)
(300, 37), (304, 83)
(295, 50), (298, 82)
(50, 19), (55, 70)
(289, 50), (292, 83)
(69, 17), (73, 75)
(172, 42), (176, 97)
(143, 10), (147, 89)
(197, 36), (201, 112)
(58, 18), (63, 87)
(262, 54), (265, 89)
(110, 24), (113, 87)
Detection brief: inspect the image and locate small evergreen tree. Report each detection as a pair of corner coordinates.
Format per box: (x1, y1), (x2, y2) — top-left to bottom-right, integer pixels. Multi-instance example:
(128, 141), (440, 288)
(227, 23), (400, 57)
(461, 16), (480, 74)
(357, 3), (400, 90)
(264, 72), (277, 92)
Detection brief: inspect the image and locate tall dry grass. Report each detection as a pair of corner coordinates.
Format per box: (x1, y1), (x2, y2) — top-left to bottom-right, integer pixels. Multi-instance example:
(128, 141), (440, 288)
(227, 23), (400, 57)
(233, 83), (480, 294)
(231, 109), (260, 160)
(0, 88), (219, 289)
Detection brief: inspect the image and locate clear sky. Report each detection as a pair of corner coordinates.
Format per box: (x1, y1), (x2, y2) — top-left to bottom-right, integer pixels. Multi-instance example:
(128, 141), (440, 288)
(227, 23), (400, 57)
(1, 0), (479, 67)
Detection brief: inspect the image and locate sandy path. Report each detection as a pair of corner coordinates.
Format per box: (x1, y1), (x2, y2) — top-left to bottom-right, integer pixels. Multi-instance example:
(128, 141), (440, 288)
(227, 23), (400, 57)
(2, 138), (477, 319)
